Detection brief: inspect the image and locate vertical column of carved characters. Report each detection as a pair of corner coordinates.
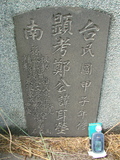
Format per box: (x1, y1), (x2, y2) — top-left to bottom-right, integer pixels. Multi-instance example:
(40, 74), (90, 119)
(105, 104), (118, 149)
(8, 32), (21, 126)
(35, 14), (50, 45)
(52, 13), (73, 135)
(77, 20), (100, 131)
(23, 18), (52, 134)
(23, 20), (44, 126)
(52, 13), (72, 94)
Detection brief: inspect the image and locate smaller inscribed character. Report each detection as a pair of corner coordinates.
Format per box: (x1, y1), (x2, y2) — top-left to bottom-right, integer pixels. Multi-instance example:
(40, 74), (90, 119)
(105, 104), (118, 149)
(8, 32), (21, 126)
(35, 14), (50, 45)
(77, 119), (87, 130)
(31, 128), (37, 135)
(79, 96), (89, 106)
(80, 80), (91, 92)
(78, 110), (87, 119)
(40, 112), (47, 120)
(53, 37), (71, 56)
(79, 19), (99, 41)
(25, 107), (32, 115)
(58, 94), (70, 108)
(24, 19), (43, 40)
(37, 120), (44, 132)
(53, 58), (70, 77)
(81, 63), (92, 75)
(46, 129), (51, 135)
(47, 105), (54, 115)
(81, 42), (94, 57)
(52, 13), (73, 36)
(24, 45), (49, 75)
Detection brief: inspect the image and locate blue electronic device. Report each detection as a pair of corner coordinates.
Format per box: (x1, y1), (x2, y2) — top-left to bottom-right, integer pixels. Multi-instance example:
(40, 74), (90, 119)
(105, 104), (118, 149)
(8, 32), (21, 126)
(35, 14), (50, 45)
(92, 132), (104, 153)
(88, 123), (107, 158)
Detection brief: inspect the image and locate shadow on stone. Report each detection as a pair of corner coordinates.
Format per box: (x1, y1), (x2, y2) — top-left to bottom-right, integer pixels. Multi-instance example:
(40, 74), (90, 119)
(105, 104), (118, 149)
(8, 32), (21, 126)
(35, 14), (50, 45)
(0, 126), (28, 136)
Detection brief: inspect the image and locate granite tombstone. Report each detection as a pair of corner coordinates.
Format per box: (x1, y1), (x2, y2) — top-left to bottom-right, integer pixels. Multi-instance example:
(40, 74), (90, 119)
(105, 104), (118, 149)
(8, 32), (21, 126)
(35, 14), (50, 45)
(13, 7), (110, 137)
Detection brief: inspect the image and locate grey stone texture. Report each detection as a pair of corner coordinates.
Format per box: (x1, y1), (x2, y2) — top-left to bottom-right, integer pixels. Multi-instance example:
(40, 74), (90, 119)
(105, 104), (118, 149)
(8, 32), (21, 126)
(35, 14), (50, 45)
(0, 0), (120, 132)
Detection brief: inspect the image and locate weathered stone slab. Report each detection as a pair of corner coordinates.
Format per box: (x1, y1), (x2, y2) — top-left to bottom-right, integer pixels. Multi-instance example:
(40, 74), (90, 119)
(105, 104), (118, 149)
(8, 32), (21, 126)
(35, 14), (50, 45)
(13, 7), (110, 137)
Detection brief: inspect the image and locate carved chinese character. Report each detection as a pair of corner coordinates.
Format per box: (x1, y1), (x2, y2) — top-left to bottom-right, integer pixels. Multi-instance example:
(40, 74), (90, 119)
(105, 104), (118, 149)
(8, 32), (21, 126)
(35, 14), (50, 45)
(41, 112), (48, 120)
(31, 128), (38, 135)
(46, 129), (52, 135)
(52, 13), (73, 36)
(55, 77), (71, 93)
(58, 94), (70, 108)
(77, 119), (87, 130)
(81, 42), (94, 57)
(79, 96), (89, 106)
(47, 105), (54, 115)
(55, 122), (69, 134)
(31, 46), (49, 73)
(55, 110), (69, 134)
(56, 109), (67, 121)
(53, 13), (62, 24)
(80, 80), (91, 92)
(25, 107), (32, 115)
(37, 121), (44, 134)
(81, 63), (92, 75)
(55, 81), (66, 93)
(78, 110), (87, 119)
(53, 37), (71, 56)
(53, 58), (70, 77)
(24, 19), (43, 40)
(52, 13), (62, 35)
(23, 45), (49, 75)
(62, 14), (73, 35)
(79, 19), (99, 41)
